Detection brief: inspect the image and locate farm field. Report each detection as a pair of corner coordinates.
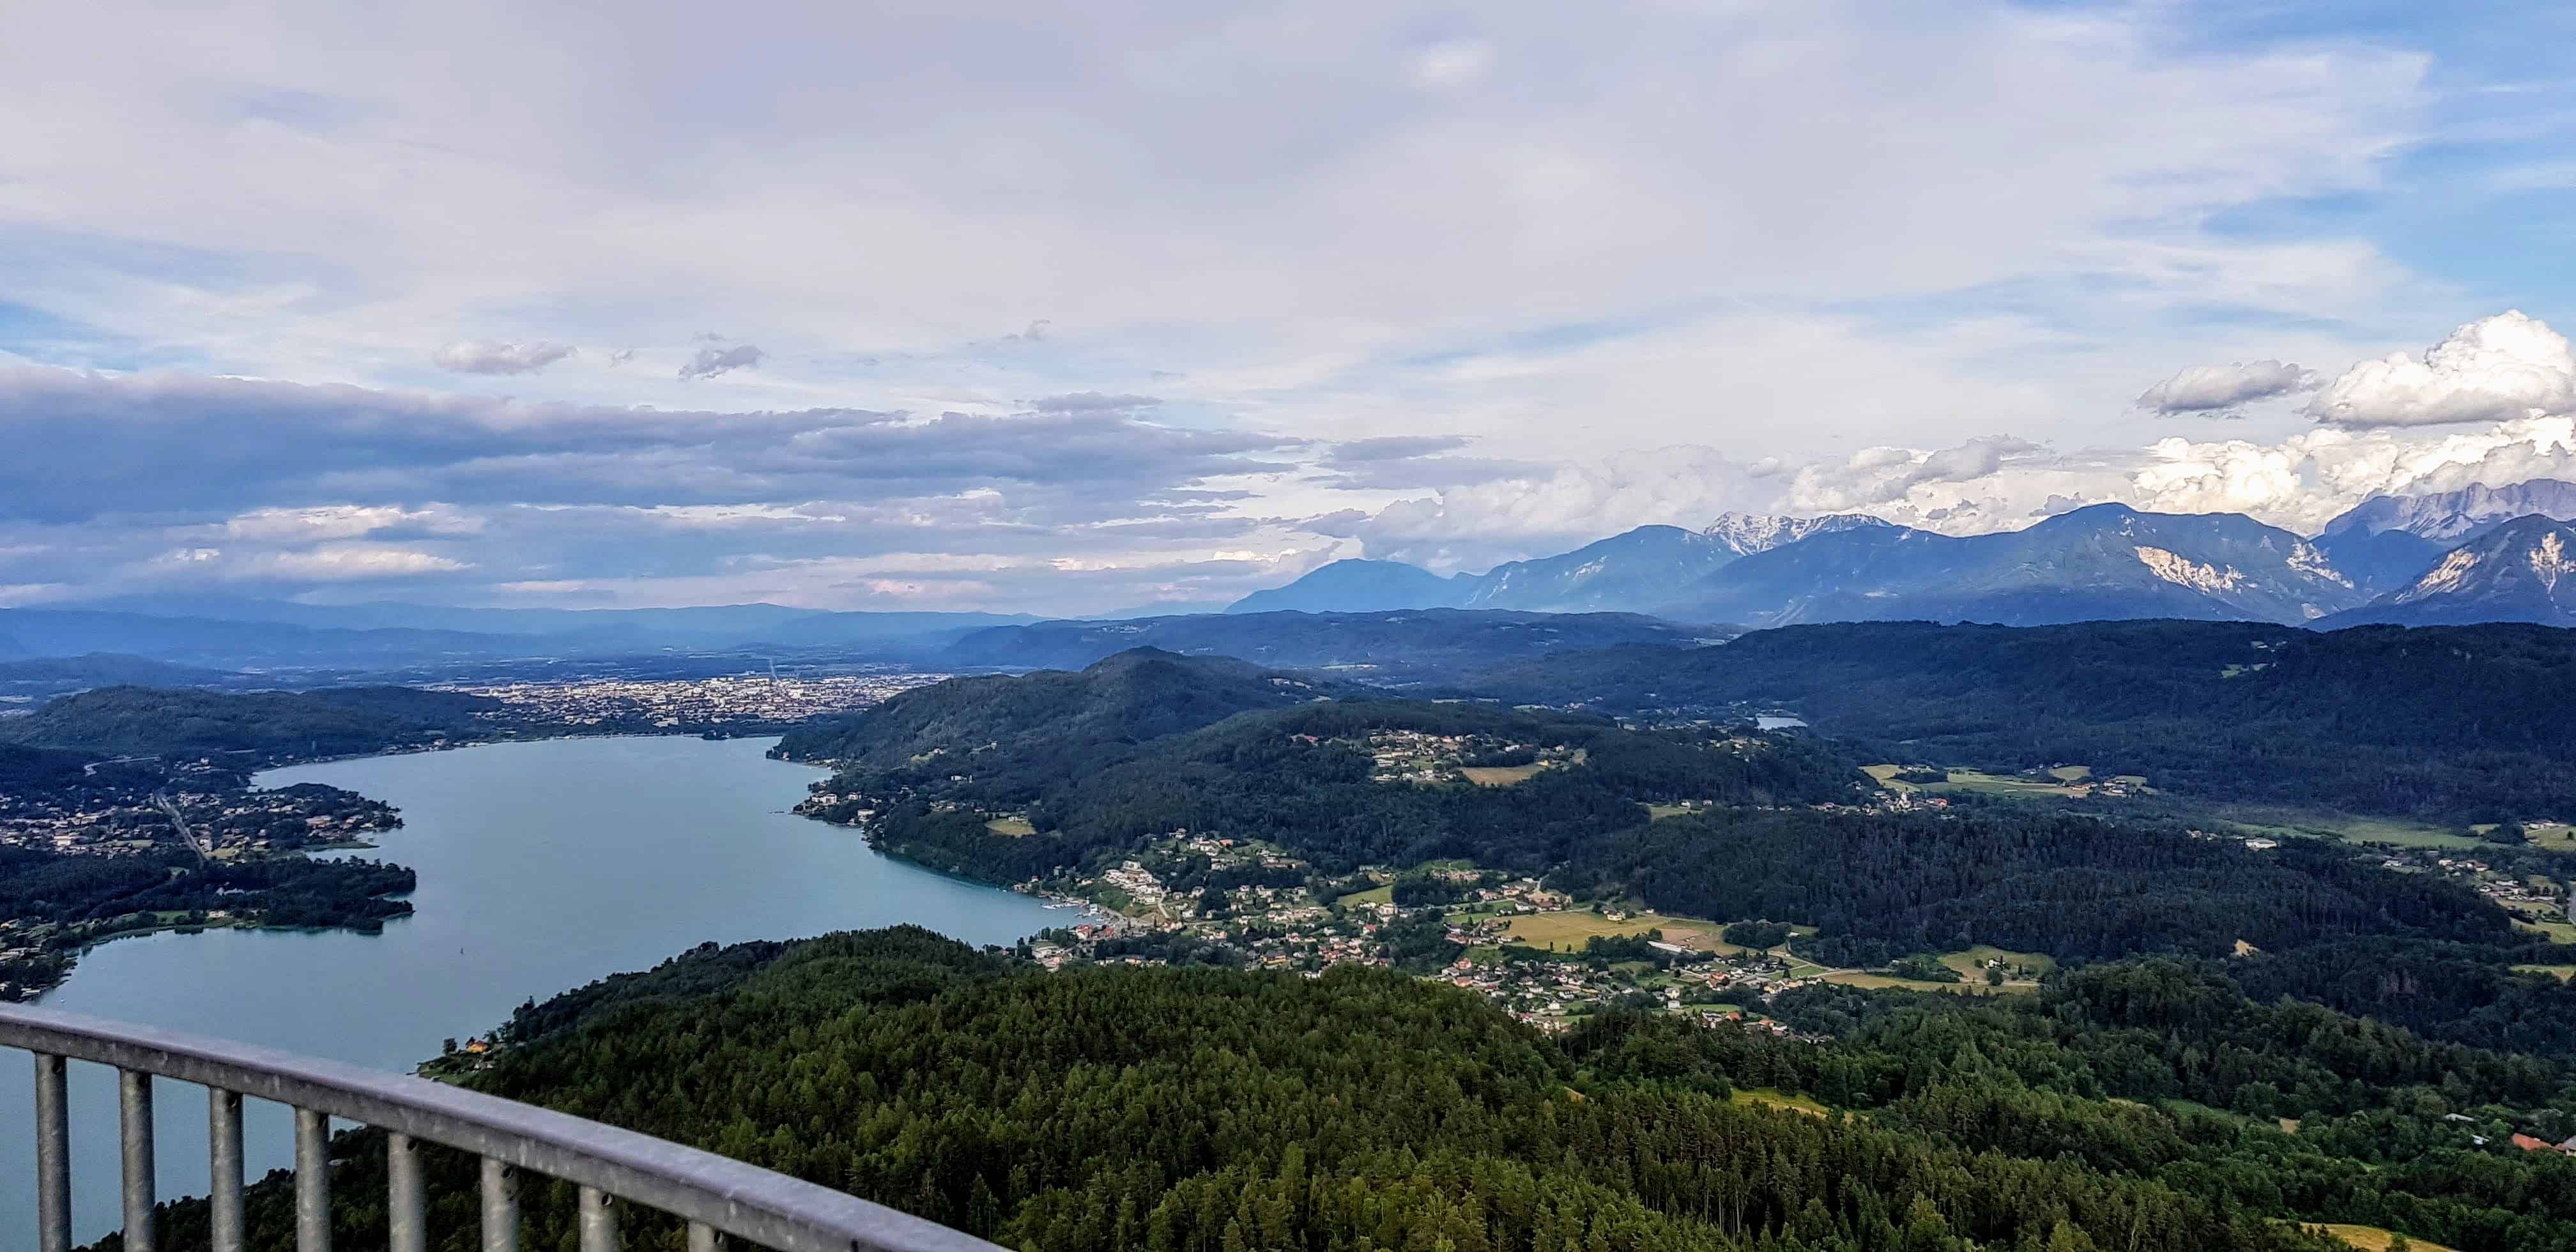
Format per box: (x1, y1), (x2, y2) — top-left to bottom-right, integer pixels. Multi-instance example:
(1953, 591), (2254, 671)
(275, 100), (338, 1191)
(2306, 1223), (2458, 1252)
(2215, 805), (2485, 850)
(1821, 970), (2034, 996)
(1459, 762), (1549, 786)
(1863, 763), (2142, 799)
(1500, 909), (1715, 952)
(981, 815), (1037, 837)
(1937, 945), (2056, 979)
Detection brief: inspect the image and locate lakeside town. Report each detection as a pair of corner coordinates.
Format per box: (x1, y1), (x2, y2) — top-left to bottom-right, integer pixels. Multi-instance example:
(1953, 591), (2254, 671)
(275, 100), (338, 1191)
(440, 670), (946, 733)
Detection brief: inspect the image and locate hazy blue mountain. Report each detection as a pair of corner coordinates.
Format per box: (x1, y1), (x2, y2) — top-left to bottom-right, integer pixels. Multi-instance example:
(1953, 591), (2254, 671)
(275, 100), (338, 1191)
(943, 608), (1717, 679)
(0, 654), (240, 699)
(774, 648), (1330, 766)
(2313, 479), (2576, 595)
(1224, 560), (1476, 614)
(1699, 511), (1892, 555)
(1463, 526), (1742, 612)
(1229, 515), (1896, 616)
(1657, 503), (2365, 627)
(2318, 514), (2576, 628)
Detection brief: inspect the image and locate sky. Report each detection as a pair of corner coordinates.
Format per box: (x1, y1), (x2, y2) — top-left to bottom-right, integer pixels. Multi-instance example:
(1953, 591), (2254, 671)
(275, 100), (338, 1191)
(4, 0), (2576, 616)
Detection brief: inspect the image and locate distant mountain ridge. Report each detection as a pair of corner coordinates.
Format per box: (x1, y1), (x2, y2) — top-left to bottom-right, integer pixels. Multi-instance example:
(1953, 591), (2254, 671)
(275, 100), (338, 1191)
(1657, 504), (2363, 627)
(2315, 479), (2576, 595)
(2319, 514), (2576, 628)
(944, 608), (1713, 676)
(1224, 560), (1477, 614)
(1231, 512), (1889, 616)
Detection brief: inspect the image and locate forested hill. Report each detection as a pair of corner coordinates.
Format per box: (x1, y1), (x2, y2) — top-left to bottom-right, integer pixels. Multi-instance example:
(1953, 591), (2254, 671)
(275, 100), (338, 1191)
(1459, 620), (2576, 818)
(0, 684), (502, 763)
(125, 927), (2576, 1252)
(774, 648), (1334, 767)
(818, 693), (1868, 883)
(939, 608), (1716, 676)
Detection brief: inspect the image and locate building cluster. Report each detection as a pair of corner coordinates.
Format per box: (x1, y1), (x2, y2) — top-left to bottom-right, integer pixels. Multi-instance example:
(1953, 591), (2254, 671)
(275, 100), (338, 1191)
(1027, 832), (1832, 1036)
(1356, 731), (1572, 785)
(0, 768), (396, 858)
(447, 672), (942, 731)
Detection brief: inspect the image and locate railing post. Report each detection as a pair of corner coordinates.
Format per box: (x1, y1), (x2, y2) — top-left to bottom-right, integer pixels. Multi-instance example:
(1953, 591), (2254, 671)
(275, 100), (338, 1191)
(296, 1106), (332, 1252)
(480, 1155), (519, 1252)
(210, 1087), (245, 1252)
(33, 1052), (68, 1252)
(688, 1220), (720, 1252)
(388, 1131), (427, 1252)
(579, 1184), (619, 1251)
(119, 1068), (156, 1252)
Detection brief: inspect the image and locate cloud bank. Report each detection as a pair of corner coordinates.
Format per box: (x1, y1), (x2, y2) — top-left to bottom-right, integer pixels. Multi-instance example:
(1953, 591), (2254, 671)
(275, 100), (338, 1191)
(431, 340), (578, 376)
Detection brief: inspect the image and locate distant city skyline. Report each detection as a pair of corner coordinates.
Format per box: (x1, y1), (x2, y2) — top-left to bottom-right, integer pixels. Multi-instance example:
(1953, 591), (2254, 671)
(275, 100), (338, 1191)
(4, 1), (2575, 615)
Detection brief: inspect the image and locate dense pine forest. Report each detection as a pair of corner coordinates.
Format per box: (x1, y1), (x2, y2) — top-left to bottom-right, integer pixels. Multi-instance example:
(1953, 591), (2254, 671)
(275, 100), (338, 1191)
(100, 928), (2576, 1252)
(0, 684), (505, 763)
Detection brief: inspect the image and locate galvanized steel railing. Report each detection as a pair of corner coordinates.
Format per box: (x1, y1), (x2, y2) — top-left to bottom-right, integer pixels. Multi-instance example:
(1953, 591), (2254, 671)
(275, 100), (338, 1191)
(0, 1005), (1006, 1252)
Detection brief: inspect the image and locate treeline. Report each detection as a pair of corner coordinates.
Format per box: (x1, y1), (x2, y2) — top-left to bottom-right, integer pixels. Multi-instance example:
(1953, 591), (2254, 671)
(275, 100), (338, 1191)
(1458, 620), (2576, 820)
(1, 684), (503, 763)
(0, 846), (415, 947)
(847, 696), (1864, 884)
(1551, 804), (2513, 966)
(107, 927), (2393, 1252)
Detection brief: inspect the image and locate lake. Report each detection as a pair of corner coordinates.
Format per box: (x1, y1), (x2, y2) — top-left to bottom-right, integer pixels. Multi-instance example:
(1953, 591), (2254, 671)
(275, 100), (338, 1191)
(2, 735), (1074, 1242)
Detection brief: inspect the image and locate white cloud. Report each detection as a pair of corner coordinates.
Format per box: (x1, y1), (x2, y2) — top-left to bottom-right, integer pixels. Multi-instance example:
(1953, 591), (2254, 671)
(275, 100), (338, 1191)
(1410, 38), (1493, 90)
(431, 339), (576, 375)
(2307, 310), (2576, 428)
(144, 544), (471, 581)
(677, 342), (764, 380)
(2136, 360), (2316, 415)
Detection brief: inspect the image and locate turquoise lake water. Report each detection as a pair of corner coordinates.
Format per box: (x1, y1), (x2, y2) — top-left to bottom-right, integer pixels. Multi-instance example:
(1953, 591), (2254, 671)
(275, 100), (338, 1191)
(1, 735), (1070, 1242)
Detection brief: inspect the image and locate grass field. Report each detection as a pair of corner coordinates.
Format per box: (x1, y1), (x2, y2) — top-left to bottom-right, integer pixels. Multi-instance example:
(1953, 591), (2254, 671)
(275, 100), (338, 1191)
(2306, 1223), (2458, 1252)
(1502, 909), (1712, 952)
(1646, 802), (1701, 820)
(1822, 970), (2036, 996)
(2514, 964), (2576, 981)
(1937, 946), (2056, 979)
(1460, 762), (1550, 786)
(2514, 919), (2576, 943)
(1863, 763), (2136, 800)
(2525, 822), (2576, 851)
(1731, 1088), (1834, 1118)
(981, 815), (1037, 837)
(2214, 805), (2485, 850)
(1340, 883), (1395, 908)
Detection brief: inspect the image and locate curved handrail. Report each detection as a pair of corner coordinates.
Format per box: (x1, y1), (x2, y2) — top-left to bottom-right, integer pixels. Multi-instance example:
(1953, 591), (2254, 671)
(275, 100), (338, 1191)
(0, 1004), (1006, 1252)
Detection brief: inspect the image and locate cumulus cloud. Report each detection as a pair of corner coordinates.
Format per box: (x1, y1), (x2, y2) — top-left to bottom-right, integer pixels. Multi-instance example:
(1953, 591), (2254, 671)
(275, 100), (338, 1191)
(1320, 446), (1764, 569)
(431, 339), (576, 375)
(677, 342), (765, 380)
(1785, 436), (2048, 514)
(2136, 359), (2316, 415)
(2307, 310), (2576, 427)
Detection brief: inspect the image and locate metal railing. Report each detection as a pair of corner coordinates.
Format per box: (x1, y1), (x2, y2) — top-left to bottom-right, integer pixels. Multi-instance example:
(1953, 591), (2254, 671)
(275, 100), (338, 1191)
(0, 1005), (1008, 1252)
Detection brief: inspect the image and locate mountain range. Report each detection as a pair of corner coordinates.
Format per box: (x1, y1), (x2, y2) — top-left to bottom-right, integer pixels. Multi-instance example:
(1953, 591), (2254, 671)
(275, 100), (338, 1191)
(1230, 481), (2576, 630)
(2321, 514), (2576, 628)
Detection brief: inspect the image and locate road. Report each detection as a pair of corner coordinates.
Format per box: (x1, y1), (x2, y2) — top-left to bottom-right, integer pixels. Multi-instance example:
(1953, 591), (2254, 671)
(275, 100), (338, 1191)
(150, 792), (212, 862)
